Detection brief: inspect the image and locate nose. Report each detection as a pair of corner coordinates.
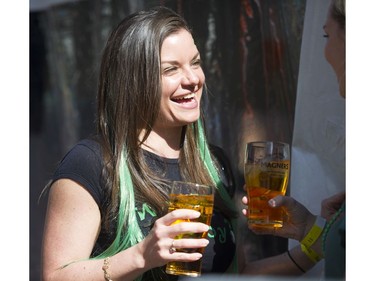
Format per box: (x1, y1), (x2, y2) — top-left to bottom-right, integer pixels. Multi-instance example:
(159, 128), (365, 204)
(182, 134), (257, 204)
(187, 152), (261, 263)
(181, 68), (200, 86)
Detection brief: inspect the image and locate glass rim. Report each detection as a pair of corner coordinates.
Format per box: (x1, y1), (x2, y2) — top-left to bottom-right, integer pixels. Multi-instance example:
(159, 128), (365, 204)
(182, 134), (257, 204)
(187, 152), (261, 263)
(171, 180), (213, 189)
(246, 141), (289, 146)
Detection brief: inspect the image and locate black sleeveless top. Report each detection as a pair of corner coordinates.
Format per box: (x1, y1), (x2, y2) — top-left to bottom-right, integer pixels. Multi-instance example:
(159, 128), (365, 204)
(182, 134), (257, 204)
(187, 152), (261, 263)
(52, 138), (236, 280)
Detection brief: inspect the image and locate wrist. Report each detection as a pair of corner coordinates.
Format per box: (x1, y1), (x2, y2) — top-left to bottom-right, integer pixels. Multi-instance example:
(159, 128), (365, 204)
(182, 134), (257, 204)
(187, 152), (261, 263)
(288, 245), (316, 273)
(300, 215), (326, 263)
(301, 214), (317, 240)
(301, 216), (326, 247)
(134, 240), (150, 271)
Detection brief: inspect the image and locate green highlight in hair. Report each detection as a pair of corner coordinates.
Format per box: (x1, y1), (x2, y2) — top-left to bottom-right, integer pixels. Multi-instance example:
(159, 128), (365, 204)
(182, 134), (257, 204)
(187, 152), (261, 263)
(93, 148), (144, 281)
(197, 118), (239, 273)
(95, 148), (144, 257)
(92, 120), (238, 276)
(197, 118), (237, 214)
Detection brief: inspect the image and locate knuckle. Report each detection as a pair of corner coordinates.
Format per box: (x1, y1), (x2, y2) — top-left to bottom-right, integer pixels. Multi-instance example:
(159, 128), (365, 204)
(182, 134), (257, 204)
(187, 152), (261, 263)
(170, 209), (182, 219)
(175, 222), (189, 232)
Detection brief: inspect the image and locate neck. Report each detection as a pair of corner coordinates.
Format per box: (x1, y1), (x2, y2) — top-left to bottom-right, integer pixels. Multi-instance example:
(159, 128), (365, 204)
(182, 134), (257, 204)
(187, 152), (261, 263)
(335, 54), (346, 98)
(336, 64), (346, 98)
(140, 126), (184, 158)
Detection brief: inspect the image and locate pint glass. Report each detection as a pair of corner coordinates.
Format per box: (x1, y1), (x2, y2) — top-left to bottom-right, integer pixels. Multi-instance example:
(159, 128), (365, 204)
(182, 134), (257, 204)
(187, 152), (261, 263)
(166, 181), (214, 277)
(244, 141), (290, 228)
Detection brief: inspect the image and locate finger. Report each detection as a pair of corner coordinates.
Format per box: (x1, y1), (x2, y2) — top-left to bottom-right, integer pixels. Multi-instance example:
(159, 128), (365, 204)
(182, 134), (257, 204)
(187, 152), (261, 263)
(242, 208), (248, 217)
(169, 251), (203, 262)
(167, 239), (207, 262)
(172, 238), (209, 250)
(268, 195), (297, 209)
(166, 239), (207, 262)
(242, 195), (248, 205)
(242, 183), (247, 192)
(169, 221), (209, 236)
(159, 209), (201, 226)
(322, 192), (345, 208)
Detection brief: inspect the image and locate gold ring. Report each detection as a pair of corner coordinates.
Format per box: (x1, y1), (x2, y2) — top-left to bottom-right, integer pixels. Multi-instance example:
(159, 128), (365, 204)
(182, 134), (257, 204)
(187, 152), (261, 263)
(169, 239), (176, 254)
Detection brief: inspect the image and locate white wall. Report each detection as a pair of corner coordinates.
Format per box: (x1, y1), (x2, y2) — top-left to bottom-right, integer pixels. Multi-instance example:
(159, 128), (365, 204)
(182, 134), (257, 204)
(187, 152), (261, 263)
(289, 0), (345, 276)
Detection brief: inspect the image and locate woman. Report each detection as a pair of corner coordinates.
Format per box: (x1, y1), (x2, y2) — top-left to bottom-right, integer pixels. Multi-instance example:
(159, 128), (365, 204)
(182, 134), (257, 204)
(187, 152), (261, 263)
(242, 0), (346, 279)
(42, 3), (345, 281)
(42, 6), (238, 281)
(324, 0), (345, 98)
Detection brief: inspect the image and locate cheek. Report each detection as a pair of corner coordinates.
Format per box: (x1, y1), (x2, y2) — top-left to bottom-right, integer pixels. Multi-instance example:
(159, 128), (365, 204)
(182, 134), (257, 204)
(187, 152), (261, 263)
(161, 77), (180, 97)
(324, 40), (333, 65)
(324, 39), (340, 71)
(324, 38), (345, 74)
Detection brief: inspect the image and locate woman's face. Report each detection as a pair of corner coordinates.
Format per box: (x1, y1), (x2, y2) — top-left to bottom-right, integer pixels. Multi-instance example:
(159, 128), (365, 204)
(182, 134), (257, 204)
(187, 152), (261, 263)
(323, 8), (345, 97)
(156, 29), (205, 129)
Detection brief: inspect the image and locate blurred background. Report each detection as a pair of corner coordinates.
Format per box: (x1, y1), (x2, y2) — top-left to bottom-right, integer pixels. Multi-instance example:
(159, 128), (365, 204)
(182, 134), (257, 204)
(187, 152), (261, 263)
(30, 0), (344, 280)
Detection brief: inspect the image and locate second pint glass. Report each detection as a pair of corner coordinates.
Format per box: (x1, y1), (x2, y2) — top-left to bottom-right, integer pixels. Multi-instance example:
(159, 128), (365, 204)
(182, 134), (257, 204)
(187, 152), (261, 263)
(244, 141), (290, 228)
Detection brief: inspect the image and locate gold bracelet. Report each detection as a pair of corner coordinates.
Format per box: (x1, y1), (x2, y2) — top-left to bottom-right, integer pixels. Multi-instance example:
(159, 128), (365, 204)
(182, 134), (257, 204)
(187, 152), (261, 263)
(102, 257), (113, 281)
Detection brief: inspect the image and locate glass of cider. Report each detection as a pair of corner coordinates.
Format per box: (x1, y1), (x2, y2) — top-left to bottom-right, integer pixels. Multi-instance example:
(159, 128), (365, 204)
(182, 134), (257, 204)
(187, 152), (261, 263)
(165, 181), (214, 277)
(244, 141), (290, 229)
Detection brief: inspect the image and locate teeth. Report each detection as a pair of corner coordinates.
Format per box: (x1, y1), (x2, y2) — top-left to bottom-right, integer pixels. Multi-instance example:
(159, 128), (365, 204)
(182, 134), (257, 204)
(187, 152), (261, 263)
(174, 93), (195, 100)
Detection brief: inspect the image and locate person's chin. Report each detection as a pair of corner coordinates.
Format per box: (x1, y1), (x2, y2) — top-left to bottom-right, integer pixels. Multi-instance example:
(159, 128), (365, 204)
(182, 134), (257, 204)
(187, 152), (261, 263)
(178, 115), (200, 126)
(187, 113), (201, 124)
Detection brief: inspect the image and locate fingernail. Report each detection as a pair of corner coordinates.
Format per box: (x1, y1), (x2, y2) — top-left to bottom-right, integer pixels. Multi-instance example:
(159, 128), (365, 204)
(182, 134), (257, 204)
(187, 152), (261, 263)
(268, 199), (276, 207)
(195, 253), (203, 260)
(191, 211), (200, 218)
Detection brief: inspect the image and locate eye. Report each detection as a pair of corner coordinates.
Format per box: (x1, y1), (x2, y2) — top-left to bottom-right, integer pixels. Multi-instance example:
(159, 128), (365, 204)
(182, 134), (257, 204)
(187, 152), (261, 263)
(322, 27), (329, 38)
(162, 66), (178, 75)
(192, 58), (202, 67)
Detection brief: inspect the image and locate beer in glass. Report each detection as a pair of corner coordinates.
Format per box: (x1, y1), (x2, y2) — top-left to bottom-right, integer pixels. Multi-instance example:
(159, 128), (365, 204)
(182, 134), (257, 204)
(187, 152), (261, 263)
(165, 181), (214, 277)
(244, 141), (290, 228)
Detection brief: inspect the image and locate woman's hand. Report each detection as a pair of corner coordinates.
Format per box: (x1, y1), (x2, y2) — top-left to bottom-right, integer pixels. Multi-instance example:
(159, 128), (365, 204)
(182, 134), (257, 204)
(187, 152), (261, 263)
(242, 193), (316, 241)
(136, 209), (210, 270)
(321, 191), (345, 221)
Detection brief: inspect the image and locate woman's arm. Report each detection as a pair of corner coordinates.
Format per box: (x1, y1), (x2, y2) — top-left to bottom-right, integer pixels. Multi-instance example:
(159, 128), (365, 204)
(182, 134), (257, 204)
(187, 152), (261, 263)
(41, 179), (209, 281)
(240, 243), (317, 275)
(239, 193), (325, 276)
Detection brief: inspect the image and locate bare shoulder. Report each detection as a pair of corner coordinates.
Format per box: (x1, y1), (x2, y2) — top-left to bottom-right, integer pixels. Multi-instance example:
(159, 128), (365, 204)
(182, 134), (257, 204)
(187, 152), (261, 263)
(42, 179), (101, 273)
(47, 178), (99, 211)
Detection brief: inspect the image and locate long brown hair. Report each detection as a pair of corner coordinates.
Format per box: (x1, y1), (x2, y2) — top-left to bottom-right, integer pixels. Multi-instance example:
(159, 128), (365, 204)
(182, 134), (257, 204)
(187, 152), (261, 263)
(96, 6), (218, 229)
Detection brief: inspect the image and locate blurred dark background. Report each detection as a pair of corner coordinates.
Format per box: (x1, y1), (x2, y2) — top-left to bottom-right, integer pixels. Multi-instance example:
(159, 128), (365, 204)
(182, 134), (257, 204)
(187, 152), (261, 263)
(30, 0), (305, 279)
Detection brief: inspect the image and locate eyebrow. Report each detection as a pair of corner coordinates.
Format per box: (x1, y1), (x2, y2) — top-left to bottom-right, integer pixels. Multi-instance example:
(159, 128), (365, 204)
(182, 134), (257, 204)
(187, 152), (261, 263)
(161, 52), (200, 64)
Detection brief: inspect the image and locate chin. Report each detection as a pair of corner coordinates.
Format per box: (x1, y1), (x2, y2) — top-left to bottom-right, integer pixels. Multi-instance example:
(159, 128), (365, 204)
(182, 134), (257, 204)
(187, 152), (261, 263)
(179, 115), (200, 126)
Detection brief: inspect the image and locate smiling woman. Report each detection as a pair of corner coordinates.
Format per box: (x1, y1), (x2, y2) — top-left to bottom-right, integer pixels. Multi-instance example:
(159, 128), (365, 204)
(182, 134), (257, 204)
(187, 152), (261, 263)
(38, 3), (319, 281)
(41, 6), (238, 281)
(157, 29), (204, 131)
(31, 1), (308, 280)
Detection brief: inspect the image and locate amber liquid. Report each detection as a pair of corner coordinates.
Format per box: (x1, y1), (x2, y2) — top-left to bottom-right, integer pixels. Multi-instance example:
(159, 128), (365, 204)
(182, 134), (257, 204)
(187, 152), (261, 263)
(166, 194), (214, 277)
(245, 161), (290, 228)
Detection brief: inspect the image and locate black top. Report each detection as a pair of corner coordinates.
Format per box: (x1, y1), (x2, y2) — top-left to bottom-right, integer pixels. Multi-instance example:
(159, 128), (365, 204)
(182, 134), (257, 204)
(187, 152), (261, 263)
(52, 138), (236, 280)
